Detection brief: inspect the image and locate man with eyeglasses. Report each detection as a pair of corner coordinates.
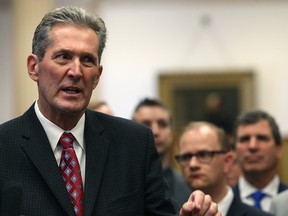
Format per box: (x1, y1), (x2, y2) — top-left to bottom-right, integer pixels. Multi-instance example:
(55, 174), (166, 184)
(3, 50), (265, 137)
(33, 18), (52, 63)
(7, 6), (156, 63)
(176, 121), (271, 216)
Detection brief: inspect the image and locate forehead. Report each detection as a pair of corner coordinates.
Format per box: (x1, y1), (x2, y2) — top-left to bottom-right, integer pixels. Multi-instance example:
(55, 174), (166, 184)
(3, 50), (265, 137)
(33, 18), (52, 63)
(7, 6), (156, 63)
(48, 23), (99, 53)
(237, 119), (272, 136)
(134, 106), (170, 121)
(180, 126), (220, 151)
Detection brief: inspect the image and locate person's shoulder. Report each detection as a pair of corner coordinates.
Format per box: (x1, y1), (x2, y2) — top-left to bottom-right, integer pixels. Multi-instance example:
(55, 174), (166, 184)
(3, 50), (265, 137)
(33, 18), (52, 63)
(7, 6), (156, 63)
(279, 181), (288, 192)
(171, 169), (186, 184)
(0, 113), (26, 132)
(270, 190), (288, 216)
(273, 189), (288, 202)
(229, 196), (272, 216)
(86, 109), (151, 132)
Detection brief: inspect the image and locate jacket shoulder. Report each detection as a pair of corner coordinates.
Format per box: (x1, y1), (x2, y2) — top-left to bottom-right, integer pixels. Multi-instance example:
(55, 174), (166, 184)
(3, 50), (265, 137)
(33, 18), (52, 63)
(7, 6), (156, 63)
(228, 196), (273, 216)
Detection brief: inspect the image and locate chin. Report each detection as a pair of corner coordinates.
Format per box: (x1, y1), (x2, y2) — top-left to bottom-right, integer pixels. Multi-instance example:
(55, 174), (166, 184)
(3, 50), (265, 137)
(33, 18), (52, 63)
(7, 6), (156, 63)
(60, 104), (85, 114)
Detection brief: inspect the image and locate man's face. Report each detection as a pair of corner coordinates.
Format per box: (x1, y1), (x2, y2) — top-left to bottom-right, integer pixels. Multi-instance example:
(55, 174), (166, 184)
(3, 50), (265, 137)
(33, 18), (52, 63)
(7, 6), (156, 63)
(133, 106), (172, 155)
(235, 119), (282, 175)
(27, 24), (102, 122)
(178, 126), (231, 193)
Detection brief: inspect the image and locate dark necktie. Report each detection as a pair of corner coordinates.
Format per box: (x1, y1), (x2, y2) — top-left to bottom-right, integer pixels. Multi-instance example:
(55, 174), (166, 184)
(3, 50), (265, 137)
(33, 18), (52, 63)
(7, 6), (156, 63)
(251, 190), (266, 210)
(59, 132), (84, 216)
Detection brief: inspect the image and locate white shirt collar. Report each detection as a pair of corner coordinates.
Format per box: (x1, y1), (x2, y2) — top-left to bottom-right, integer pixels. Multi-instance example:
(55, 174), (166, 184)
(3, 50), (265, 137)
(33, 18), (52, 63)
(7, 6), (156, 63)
(218, 186), (234, 216)
(34, 101), (85, 152)
(239, 175), (280, 199)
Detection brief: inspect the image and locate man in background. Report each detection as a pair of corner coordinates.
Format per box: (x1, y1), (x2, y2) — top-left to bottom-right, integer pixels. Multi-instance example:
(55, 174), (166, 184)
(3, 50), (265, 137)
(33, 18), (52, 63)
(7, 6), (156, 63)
(176, 121), (272, 216)
(233, 110), (287, 212)
(89, 100), (114, 115)
(132, 98), (191, 206)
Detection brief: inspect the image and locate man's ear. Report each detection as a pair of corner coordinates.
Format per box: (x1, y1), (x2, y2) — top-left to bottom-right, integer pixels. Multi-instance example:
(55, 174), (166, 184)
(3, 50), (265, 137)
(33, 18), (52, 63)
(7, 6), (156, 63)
(224, 151), (234, 174)
(27, 54), (39, 82)
(93, 65), (103, 89)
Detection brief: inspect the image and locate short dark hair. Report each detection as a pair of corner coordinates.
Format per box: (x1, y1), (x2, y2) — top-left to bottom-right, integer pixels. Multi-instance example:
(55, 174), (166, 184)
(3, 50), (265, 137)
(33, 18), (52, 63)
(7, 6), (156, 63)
(132, 98), (171, 122)
(233, 110), (281, 145)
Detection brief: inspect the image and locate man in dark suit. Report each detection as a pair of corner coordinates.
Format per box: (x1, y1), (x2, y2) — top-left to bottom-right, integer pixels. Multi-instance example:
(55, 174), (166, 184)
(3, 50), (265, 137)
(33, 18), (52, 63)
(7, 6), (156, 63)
(176, 121), (271, 216)
(0, 6), (221, 216)
(132, 98), (191, 206)
(232, 110), (287, 212)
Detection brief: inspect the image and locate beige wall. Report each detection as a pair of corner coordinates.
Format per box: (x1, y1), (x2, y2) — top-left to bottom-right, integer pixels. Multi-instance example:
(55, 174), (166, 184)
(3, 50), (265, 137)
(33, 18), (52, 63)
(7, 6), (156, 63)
(12, 0), (54, 116)
(279, 138), (288, 184)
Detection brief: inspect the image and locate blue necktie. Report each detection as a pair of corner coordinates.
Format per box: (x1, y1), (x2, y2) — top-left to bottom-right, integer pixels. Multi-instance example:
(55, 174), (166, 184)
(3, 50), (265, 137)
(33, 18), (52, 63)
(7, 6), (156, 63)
(251, 191), (266, 209)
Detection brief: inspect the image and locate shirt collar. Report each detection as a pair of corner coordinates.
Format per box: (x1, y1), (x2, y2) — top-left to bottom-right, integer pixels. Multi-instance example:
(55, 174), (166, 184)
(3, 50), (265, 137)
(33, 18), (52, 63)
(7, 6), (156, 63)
(218, 186), (234, 216)
(239, 175), (280, 198)
(34, 101), (85, 152)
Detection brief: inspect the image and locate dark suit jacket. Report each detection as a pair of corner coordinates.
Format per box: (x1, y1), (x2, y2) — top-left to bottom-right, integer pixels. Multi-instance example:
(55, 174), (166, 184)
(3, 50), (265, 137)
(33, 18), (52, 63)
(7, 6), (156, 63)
(0, 105), (179, 216)
(227, 196), (273, 216)
(233, 181), (288, 199)
(163, 167), (191, 206)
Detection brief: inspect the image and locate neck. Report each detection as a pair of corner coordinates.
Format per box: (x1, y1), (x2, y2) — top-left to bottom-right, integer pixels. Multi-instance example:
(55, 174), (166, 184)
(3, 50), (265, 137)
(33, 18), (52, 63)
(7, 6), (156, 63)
(202, 183), (228, 204)
(37, 101), (84, 131)
(243, 171), (277, 189)
(160, 152), (170, 170)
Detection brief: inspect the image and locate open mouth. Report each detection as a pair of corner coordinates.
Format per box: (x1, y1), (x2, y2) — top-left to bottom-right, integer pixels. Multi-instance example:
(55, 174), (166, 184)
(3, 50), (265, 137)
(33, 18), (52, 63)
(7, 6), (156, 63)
(62, 87), (81, 94)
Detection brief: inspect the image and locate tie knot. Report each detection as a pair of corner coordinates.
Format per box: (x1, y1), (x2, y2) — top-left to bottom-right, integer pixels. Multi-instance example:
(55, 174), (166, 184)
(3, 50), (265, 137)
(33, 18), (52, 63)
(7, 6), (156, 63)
(251, 191), (266, 200)
(59, 132), (74, 149)
(251, 190), (266, 209)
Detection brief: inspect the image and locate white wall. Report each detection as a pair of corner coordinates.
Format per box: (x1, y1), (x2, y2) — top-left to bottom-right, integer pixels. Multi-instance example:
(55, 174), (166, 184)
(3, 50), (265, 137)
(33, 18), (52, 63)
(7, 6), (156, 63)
(2, 1), (288, 136)
(93, 1), (288, 135)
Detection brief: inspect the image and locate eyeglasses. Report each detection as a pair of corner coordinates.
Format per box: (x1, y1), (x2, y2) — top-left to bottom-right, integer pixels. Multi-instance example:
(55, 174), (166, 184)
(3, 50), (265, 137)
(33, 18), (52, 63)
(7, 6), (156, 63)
(175, 150), (227, 165)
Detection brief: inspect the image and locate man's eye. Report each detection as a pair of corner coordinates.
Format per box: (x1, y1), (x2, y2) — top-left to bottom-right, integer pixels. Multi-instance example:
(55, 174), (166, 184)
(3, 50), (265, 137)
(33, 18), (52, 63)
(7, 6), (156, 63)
(141, 121), (151, 128)
(54, 53), (72, 64)
(56, 53), (71, 60)
(238, 135), (250, 143)
(181, 154), (192, 161)
(158, 120), (169, 129)
(81, 56), (96, 66)
(197, 152), (210, 158)
(257, 135), (270, 141)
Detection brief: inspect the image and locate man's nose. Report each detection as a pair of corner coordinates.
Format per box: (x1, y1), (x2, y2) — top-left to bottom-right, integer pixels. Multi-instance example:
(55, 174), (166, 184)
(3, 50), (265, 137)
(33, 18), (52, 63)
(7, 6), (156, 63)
(151, 123), (160, 136)
(68, 58), (83, 78)
(248, 136), (259, 149)
(189, 155), (200, 167)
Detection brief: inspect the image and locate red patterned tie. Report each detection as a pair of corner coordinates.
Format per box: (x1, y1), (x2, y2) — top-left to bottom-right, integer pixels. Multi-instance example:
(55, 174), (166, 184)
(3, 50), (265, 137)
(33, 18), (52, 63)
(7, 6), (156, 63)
(59, 132), (84, 216)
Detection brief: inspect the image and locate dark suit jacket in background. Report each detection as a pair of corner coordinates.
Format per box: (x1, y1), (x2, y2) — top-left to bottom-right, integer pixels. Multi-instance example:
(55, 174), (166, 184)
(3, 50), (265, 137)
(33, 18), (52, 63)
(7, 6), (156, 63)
(227, 196), (273, 216)
(0, 104), (179, 216)
(163, 167), (191, 206)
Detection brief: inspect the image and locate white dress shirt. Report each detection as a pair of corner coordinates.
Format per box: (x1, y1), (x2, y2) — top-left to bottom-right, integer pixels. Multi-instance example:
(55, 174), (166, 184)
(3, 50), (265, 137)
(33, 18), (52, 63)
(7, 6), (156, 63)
(218, 186), (234, 216)
(238, 175), (280, 212)
(34, 102), (86, 185)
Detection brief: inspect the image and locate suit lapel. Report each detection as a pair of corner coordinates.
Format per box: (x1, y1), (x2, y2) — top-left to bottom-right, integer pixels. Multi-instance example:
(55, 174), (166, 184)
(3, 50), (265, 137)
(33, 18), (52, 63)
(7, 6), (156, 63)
(20, 106), (75, 216)
(83, 110), (110, 216)
(278, 182), (288, 193)
(232, 184), (240, 199)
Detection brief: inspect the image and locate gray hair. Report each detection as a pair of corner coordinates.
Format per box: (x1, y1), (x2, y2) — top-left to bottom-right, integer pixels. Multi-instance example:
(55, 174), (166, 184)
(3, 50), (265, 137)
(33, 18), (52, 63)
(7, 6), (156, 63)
(32, 6), (107, 63)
